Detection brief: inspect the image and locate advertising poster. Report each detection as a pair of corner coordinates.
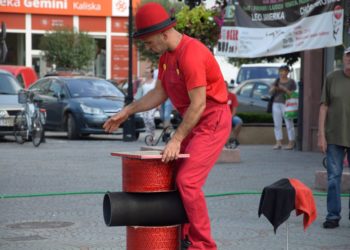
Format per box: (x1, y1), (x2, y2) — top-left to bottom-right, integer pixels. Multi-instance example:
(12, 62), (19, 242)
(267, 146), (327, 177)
(216, 0), (344, 57)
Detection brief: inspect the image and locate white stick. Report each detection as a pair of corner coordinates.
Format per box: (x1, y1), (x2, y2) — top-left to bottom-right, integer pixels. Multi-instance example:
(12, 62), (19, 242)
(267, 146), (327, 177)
(286, 221), (289, 250)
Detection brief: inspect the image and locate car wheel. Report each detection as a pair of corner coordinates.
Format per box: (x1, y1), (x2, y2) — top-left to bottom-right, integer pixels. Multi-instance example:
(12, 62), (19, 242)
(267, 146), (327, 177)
(67, 113), (80, 140)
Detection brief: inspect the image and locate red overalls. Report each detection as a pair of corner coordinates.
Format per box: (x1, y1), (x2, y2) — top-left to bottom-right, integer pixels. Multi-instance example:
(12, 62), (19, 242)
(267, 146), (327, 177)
(159, 36), (231, 250)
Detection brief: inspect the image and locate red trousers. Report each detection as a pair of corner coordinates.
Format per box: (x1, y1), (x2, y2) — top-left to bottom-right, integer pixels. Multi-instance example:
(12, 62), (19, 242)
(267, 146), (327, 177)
(176, 103), (231, 250)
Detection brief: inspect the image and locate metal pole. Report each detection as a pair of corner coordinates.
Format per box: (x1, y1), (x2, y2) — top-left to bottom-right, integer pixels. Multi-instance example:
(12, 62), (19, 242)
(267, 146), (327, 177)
(126, 0), (134, 106)
(296, 79), (303, 151)
(123, 0), (137, 141)
(296, 53), (304, 151)
(0, 22), (8, 63)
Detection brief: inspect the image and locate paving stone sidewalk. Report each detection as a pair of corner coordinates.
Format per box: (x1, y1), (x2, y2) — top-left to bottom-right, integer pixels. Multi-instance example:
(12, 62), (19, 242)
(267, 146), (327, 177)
(0, 133), (349, 250)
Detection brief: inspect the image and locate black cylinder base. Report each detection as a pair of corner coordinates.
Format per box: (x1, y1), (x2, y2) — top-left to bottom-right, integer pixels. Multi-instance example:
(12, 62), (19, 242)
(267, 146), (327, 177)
(103, 191), (188, 227)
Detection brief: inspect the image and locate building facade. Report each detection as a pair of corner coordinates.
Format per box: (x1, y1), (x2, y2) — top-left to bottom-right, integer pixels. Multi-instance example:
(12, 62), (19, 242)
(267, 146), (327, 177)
(0, 0), (140, 81)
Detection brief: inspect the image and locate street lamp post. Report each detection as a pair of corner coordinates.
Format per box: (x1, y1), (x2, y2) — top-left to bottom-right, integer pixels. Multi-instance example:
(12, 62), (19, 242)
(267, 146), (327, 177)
(123, 0), (137, 142)
(0, 22), (7, 63)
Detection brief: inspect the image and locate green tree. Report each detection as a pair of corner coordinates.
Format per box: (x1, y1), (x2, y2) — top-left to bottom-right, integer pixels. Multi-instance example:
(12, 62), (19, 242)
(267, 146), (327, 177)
(39, 28), (96, 71)
(228, 52), (300, 67)
(176, 5), (223, 52)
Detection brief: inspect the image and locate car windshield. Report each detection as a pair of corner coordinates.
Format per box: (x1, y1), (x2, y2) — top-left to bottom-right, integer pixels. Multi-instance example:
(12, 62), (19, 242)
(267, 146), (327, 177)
(66, 79), (125, 98)
(0, 74), (22, 94)
(237, 67), (279, 83)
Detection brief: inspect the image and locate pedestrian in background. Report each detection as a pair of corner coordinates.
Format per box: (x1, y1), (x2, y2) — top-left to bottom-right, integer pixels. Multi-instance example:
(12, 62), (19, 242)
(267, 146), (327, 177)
(135, 68), (157, 139)
(103, 3), (231, 249)
(269, 65), (297, 150)
(161, 98), (174, 128)
(318, 47), (350, 229)
(154, 68), (174, 129)
(227, 87), (242, 148)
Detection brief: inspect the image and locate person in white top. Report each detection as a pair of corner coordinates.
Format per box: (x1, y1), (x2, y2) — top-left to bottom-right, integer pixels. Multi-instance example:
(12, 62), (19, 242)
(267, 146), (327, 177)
(136, 68), (157, 138)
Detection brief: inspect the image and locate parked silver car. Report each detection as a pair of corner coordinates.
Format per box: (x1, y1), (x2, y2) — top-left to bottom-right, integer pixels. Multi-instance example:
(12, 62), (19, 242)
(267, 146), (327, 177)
(232, 78), (275, 113)
(0, 69), (23, 137)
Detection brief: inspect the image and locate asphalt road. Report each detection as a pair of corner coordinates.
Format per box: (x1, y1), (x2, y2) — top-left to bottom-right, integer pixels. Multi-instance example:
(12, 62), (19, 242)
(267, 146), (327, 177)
(0, 131), (349, 250)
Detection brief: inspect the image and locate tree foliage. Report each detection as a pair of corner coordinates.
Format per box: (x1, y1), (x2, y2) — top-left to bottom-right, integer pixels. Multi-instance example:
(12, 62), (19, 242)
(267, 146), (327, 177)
(228, 52), (300, 67)
(39, 28), (96, 70)
(175, 5), (223, 52)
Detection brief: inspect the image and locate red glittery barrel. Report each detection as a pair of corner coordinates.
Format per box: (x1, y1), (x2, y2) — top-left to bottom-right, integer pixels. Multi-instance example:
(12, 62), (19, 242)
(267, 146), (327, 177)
(127, 226), (180, 250)
(122, 158), (176, 192)
(115, 152), (185, 250)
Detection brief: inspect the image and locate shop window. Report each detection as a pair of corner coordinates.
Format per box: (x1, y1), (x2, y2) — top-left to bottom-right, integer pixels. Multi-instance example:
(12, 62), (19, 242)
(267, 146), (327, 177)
(2, 33), (25, 65)
(32, 34), (44, 50)
(94, 39), (106, 79)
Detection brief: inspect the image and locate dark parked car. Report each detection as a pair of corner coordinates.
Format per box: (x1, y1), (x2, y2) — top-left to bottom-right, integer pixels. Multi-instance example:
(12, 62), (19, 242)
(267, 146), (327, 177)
(0, 69), (23, 138)
(29, 76), (145, 139)
(232, 78), (276, 113)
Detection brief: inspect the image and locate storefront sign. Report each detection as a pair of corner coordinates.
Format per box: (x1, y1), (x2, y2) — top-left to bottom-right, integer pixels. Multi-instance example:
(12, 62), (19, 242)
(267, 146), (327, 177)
(0, 13), (25, 29)
(111, 36), (137, 81)
(32, 15), (73, 30)
(0, 0), (132, 17)
(111, 17), (128, 33)
(216, 0), (344, 57)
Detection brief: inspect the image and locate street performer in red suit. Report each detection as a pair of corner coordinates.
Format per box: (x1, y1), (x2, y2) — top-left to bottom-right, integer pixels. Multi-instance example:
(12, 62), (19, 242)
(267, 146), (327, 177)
(103, 2), (231, 249)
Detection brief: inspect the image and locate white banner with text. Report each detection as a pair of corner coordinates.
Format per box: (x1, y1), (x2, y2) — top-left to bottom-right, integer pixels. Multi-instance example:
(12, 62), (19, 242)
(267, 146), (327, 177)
(216, 0), (344, 57)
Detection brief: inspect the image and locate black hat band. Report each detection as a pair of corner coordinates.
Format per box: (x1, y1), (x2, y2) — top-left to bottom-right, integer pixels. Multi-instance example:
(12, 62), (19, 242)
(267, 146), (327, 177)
(133, 17), (176, 38)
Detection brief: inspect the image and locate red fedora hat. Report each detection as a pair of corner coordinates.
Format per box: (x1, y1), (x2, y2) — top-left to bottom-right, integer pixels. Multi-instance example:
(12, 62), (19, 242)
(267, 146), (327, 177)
(133, 2), (176, 39)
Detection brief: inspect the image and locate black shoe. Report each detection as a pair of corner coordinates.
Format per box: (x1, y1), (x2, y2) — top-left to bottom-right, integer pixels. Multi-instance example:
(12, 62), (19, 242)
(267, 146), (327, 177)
(228, 137), (235, 144)
(181, 238), (191, 250)
(323, 219), (339, 229)
(225, 138), (238, 149)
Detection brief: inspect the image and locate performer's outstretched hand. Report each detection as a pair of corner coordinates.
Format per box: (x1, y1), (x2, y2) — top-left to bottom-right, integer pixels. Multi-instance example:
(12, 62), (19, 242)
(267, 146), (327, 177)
(103, 109), (129, 133)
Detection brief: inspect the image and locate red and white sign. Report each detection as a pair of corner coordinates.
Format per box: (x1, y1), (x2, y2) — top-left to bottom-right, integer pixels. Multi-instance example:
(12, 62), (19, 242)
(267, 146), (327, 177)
(0, 13), (25, 29)
(111, 36), (137, 81)
(112, 0), (128, 17)
(0, 0), (138, 17)
(32, 15), (73, 30)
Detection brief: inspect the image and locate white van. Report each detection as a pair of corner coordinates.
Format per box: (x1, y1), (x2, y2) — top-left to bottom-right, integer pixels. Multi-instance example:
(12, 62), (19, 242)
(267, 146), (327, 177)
(233, 62), (300, 87)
